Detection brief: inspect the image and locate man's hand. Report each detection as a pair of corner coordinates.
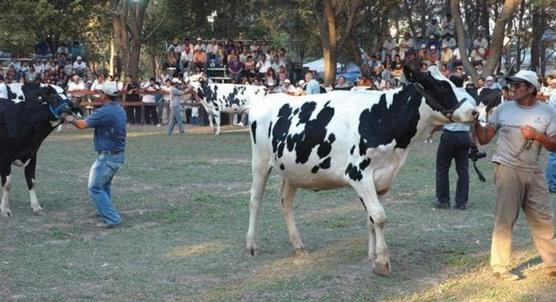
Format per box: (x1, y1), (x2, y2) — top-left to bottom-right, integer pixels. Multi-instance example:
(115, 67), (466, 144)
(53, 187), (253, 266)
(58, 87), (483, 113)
(521, 125), (540, 141)
(64, 114), (76, 123)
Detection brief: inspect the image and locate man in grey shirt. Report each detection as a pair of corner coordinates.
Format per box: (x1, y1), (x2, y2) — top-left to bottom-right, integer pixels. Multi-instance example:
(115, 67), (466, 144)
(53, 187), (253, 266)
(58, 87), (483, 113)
(475, 70), (556, 281)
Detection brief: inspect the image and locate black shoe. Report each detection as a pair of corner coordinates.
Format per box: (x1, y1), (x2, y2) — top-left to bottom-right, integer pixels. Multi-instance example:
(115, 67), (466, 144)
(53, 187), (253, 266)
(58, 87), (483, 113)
(454, 204), (467, 210)
(96, 222), (121, 229)
(433, 201), (450, 209)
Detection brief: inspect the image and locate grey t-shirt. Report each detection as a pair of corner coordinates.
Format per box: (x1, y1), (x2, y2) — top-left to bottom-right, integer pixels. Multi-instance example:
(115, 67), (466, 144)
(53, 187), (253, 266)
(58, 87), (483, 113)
(488, 101), (556, 172)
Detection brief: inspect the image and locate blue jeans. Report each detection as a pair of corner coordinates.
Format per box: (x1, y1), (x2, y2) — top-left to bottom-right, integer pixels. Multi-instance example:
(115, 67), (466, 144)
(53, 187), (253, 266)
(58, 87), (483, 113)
(88, 152), (125, 225)
(546, 152), (556, 191)
(167, 106), (184, 135)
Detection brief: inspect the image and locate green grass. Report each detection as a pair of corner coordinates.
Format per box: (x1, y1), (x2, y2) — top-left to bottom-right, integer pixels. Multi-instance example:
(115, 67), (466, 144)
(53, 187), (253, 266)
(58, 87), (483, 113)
(0, 126), (555, 302)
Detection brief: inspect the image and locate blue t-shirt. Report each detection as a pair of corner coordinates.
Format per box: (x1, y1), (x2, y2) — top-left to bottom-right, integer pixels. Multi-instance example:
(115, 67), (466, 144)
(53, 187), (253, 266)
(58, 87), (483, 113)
(305, 79), (321, 95)
(85, 102), (127, 152)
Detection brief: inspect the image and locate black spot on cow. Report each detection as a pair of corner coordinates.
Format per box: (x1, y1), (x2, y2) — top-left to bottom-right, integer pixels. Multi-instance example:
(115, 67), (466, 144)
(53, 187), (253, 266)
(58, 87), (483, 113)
(359, 197), (367, 211)
(268, 121), (273, 138)
(369, 216), (375, 224)
(319, 157), (331, 169)
(345, 157), (371, 181)
(271, 104), (293, 158)
(293, 108), (299, 115)
(280, 163), (285, 170)
(358, 87), (422, 156)
(250, 121), (257, 144)
(286, 101), (335, 164)
(350, 145), (355, 155)
(311, 166), (319, 173)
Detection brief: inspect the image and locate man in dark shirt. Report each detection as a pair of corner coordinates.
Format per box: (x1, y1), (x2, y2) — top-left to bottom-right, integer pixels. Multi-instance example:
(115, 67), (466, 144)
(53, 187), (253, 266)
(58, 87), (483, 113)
(65, 81), (127, 228)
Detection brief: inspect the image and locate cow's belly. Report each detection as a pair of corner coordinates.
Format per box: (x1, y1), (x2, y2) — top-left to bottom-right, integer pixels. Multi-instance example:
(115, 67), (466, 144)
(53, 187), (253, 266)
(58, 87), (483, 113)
(271, 158), (349, 190)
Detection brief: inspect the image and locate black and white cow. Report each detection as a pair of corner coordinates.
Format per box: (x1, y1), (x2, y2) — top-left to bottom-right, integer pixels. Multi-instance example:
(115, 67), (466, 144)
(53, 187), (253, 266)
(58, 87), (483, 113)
(189, 79), (268, 135)
(245, 66), (478, 276)
(0, 83), (78, 217)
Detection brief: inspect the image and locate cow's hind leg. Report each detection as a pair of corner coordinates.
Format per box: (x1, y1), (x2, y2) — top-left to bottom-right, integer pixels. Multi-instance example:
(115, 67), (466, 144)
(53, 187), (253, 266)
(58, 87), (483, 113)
(352, 181), (390, 276)
(1, 173), (12, 217)
(279, 179), (305, 256)
(359, 197), (377, 263)
(25, 155), (45, 215)
(246, 157), (272, 256)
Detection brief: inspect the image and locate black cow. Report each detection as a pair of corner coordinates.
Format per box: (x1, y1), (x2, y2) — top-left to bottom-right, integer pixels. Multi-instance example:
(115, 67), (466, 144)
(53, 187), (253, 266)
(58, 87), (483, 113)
(1, 83), (78, 217)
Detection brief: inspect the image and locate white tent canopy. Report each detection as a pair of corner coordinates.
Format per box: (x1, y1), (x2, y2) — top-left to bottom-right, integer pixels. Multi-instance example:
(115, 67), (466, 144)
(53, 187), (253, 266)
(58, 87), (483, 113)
(303, 58), (343, 73)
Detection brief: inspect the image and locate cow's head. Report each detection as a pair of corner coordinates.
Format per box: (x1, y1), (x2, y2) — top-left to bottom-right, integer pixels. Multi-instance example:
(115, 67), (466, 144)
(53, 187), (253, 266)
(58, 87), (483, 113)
(404, 65), (478, 123)
(23, 84), (81, 122)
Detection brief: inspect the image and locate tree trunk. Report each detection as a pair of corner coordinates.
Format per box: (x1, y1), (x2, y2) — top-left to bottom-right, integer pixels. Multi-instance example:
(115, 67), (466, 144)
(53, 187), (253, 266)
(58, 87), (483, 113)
(483, 0), (521, 77)
(451, 0), (478, 80)
(322, 0), (337, 86)
(530, 3), (544, 72)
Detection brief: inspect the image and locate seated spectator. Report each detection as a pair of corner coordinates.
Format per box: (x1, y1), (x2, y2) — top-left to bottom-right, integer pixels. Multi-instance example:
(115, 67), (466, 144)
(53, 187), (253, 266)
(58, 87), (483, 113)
(304, 71), (320, 95)
(70, 41), (83, 59)
(73, 56), (88, 76)
(418, 44), (428, 62)
(239, 46), (250, 63)
(227, 55), (244, 83)
(334, 75), (351, 90)
(475, 62), (484, 77)
(426, 19), (441, 38)
(192, 48), (207, 72)
(255, 55), (272, 79)
(243, 55), (256, 78)
(277, 65), (288, 84)
(440, 43), (454, 69)
(367, 55), (379, 70)
(391, 63), (403, 79)
(426, 45), (440, 64)
(442, 14), (455, 37)
(473, 33), (488, 50)
(66, 74), (86, 105)
(57, 43), (69, 57)
(271, 54), (282, 72)
(358, 74), (373, 87)
(441, 33), (457, 49)
(179, 44), (192, 74)
(278, 79), (296, 95)
(420, 62), (429, 72)
(264, 68), (279, 90)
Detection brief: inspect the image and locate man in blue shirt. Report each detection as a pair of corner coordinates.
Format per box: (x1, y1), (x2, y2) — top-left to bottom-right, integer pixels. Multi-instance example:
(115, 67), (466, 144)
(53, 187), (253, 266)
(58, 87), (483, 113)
(304, 71), (321, 95)
(65, 81), (127, 228)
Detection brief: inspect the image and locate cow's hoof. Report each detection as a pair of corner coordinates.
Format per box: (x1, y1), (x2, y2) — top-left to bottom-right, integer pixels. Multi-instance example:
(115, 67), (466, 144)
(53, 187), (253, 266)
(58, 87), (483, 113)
(367, 255), (377, 264)
(372, 260), (391, 276)
(32, 207), (46, 216)
(1, 209), (12, 217)
(294, 247), (308, 257)
(246, 247), (257, 256)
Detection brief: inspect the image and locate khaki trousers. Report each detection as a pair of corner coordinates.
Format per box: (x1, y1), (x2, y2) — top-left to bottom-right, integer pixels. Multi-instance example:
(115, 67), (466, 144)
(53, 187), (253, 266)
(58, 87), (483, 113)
(490, 164), (556, 271)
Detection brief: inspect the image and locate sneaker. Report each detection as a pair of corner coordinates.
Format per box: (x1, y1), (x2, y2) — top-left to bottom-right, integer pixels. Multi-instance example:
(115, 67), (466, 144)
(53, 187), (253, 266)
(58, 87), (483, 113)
(433, 201), (450, 209)
(492, 270), (519, 281)
(96, 222), (121, 229)
(454, 204), (467, 210)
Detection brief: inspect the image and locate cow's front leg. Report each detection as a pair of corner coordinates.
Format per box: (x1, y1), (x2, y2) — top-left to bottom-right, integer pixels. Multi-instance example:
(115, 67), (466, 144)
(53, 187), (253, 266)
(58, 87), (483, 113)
(246, 157), (272, 256)
(352, 181), (390, 276)
(279, 179), (305, 256)
(208, 112), (214, 131)
(1, 174), (12, 217)
(214, 112), (221, 135)
(25, 155), (45, 216)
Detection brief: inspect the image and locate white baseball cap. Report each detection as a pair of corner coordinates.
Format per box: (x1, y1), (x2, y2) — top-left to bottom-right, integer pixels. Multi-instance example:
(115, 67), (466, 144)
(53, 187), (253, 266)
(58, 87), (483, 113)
(171, 77), (182, 84)
(76, 56), (82, 60)
(506, 70), (541, 90)
(485, 75), (494, 81)
(284, 79), (291, 83)
(101, 81), (119, 96)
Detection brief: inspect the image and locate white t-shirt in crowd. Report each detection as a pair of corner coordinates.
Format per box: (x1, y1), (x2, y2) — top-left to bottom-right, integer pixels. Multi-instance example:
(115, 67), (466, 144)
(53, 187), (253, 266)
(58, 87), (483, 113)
(0, 82), (9, 99)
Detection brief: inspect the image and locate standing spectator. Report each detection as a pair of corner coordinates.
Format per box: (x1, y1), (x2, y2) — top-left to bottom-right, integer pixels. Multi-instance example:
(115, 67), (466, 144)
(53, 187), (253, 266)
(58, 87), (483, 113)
(381, 36), (395, 62)
(304, 71), (320, 95)
(179, 43), (192, 75)
(434, 74), (472, 210)
(160, 79), (172, 125)
(123, 75), (141, 124)
(70, 41), (83, 59)
(543, 76), (556, 192)
(64, 82), (127, 229)
(167, 78), (186, 136)
(474, 70), (556, 280)
(441, 33), (457, 49)
(239, 46), (250, 63)
(141, 77), (160, 125)
(399, 32), (415, 60)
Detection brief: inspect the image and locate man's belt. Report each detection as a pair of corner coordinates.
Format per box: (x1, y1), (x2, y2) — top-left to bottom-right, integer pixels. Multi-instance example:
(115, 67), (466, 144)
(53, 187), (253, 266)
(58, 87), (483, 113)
(98, 150), (123, 155)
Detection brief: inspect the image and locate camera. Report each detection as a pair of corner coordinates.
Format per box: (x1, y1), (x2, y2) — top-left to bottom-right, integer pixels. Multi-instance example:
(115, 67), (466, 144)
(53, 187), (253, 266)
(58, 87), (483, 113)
(469, 145), (487, 161)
